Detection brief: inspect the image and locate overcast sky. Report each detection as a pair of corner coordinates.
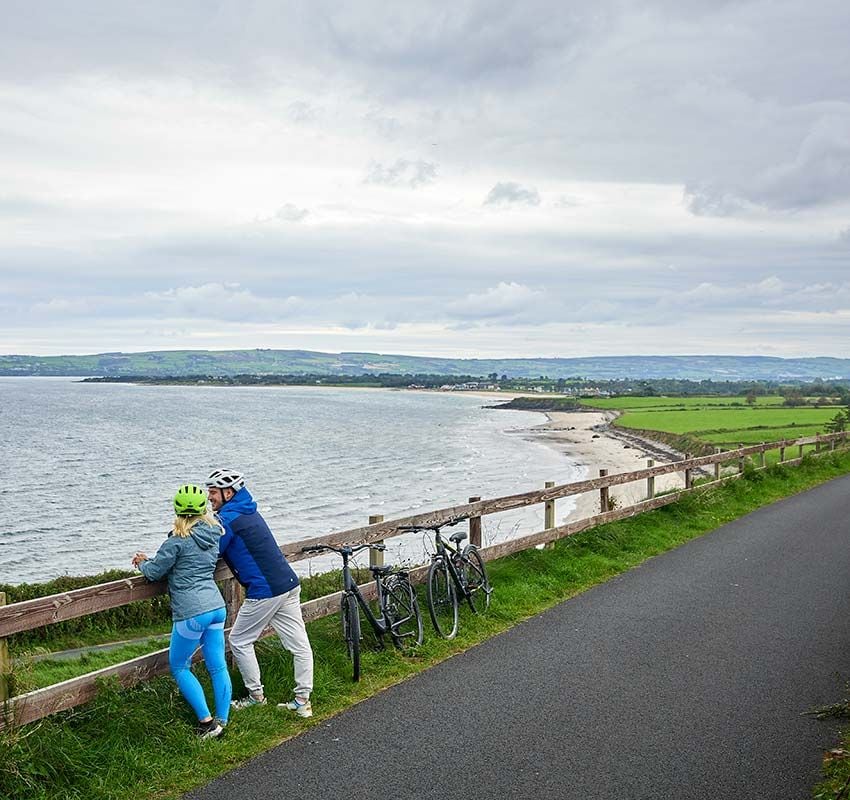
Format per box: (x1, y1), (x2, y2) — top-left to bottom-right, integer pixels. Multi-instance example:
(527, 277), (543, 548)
(1, 0), (849, 358)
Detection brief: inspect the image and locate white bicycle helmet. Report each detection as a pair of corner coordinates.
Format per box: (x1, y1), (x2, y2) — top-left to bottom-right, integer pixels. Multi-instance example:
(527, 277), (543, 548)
(205, 468), (246, 492)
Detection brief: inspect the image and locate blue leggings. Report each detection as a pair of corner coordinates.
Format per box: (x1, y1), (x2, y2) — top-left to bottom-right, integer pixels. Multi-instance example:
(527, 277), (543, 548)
(169, 607), (232, 723)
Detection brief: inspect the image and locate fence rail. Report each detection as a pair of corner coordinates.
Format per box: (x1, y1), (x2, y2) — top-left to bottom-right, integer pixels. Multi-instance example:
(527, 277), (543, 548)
(1, 430), (846, 729)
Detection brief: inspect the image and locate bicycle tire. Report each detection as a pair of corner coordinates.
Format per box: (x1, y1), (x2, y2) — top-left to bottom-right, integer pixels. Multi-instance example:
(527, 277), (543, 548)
(384, 576), (424, 651)
(460, 545), (491, 614)
(340, 593), (361, 681)
(427, 558), (458, 639)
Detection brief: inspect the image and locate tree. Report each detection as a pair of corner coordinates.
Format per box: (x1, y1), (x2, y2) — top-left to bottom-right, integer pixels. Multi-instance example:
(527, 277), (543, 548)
(825, 408), (850, 433)
(783, 389), (806, 407)
(745, 390), (757, 406)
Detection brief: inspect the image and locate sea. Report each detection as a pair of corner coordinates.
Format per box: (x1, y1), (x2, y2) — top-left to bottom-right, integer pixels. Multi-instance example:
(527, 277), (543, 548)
(0, 378), (585, 585)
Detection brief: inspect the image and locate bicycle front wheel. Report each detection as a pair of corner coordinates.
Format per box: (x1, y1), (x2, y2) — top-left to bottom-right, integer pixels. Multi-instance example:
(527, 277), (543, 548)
(427, 558), (458, 639)
(384, 576), (424, 651)
(340, 593), (361, 681)
(460, 545), (491, 614)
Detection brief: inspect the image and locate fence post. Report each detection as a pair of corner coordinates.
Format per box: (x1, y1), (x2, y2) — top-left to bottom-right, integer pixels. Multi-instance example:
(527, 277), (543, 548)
(599, 469), (609, 513)
(815, 432), (821, 454)
(759, 443), (766, 468)
(468, 497), (482, 547)
(223, 576), (243, 623)
(684, 453), (693, 490)
(798, 441), (804, 459)
(543, 482), (556, 549)
(544, 481), (556, 529)
(738, 443), (745, 474)
(369, 514), (385, 568)
(222, 577), (243, 663)
(831, 437), (836, 452)
(714, 447), (722, 480)
(0, 592), (8, 702)
(779, 444), (785, 463)
(646, 459), (655, 499)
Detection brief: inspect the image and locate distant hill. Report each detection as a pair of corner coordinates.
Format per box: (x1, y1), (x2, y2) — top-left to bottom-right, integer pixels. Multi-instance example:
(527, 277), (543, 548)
(1, 350), (849, 381)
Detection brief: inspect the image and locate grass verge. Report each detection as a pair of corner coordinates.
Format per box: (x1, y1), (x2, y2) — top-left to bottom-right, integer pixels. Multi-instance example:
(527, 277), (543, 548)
(3, 452), (850, 800)
(812, 691), (850, 798)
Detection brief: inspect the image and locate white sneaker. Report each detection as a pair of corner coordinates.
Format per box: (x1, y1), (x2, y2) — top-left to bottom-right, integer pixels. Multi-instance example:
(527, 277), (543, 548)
(231, 694), (266, 710)
(278, 697), (313, 718)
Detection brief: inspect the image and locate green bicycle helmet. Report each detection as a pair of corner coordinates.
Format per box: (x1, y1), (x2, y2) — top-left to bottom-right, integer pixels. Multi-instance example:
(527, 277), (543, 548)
(174, 484), (207, 516)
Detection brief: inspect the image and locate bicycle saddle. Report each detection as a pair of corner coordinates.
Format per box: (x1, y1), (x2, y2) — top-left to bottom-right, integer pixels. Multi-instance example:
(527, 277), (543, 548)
(449, 531), (468, 544)
(369, 565), (394, 575)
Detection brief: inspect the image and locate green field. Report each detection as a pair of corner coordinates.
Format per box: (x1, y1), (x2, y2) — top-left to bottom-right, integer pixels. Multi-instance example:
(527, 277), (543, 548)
(586, 395), (787, 410)
(580, 396), (842, 445)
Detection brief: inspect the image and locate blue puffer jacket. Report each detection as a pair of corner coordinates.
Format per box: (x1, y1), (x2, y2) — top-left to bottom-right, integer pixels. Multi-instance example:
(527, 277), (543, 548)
(139, 521), (225, 621)
(217, 487), (299, 600)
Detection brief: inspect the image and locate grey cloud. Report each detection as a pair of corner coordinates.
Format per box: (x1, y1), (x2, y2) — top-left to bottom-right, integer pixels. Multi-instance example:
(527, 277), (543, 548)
(484, 182), (540, 207)
(0, 195), (60, 218)
(364, 109), (402, 139)
(322, 2), (597, 93)
(555, 196), (582, 209)
(364, 159), (437, 188)
(749, 118), (850, 210)
(687, 115), (850, 215)
(288, 101), (322, 124)
(683, 184), (751, 218)
(840, 227), (850, 244)
(275, 204), (309, 222)
(448, 282), (545, 321)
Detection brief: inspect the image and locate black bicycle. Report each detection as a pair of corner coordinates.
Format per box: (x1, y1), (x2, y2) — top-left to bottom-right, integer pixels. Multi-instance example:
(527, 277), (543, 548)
(398, 520), (491, 639)
(301, 542), (423, 681)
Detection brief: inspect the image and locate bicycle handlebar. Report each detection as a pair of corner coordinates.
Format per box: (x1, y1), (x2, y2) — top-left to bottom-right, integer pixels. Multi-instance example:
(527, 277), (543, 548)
(301, 542), (385, 555)
(397, 517), (463, 533)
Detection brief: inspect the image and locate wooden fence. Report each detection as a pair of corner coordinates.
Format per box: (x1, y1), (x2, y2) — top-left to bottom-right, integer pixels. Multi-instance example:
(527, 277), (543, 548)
(1, 430), (847, 730)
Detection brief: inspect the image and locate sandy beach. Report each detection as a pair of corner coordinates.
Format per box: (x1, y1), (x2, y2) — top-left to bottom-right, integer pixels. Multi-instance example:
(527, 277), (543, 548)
(524, 410), (687, 524)
(409, 387), (688, 525)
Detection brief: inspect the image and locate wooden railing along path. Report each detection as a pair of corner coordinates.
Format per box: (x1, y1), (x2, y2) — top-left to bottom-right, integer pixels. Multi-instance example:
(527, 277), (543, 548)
(1, 431), (847, 729)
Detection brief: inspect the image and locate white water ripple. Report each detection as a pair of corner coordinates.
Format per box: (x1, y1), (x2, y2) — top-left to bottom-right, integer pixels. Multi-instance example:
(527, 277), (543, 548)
(0, 378), (583, 584)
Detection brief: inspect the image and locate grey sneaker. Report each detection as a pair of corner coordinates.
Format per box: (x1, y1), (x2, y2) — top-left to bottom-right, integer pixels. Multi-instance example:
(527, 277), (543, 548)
(230, 694), (266, 710)
(277, 698), (313, 718)
(197, 719), (224, 739)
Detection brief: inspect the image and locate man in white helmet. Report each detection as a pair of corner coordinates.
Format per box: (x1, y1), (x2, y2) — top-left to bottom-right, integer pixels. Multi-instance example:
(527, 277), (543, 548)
(206, 468), (314, 718)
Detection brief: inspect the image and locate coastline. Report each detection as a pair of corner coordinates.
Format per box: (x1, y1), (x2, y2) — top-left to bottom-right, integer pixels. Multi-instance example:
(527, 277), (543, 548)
(523, 410), (686, 523)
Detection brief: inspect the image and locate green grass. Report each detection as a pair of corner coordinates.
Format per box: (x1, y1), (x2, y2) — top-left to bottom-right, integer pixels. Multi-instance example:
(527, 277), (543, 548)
(3, 451), (850, 800)
(582, 395), (787, 409)
(579, 395), (843, 449)
(13, 639), (171, 693)
(614, 407), (839, 435)
(12, 621), (173, 656)
(706, 425), (824, 444)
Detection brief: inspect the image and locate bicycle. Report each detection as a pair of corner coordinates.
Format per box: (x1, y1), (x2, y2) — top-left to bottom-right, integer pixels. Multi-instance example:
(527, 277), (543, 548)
(398, 519), (492, 639)
(301, 542), (423, 681)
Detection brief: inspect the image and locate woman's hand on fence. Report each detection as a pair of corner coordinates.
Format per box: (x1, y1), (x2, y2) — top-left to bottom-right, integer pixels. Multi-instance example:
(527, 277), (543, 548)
(131, 552), (148, 568)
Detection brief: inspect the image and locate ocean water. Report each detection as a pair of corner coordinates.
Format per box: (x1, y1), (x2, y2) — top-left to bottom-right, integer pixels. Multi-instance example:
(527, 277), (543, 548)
(0, 378), (584, 584)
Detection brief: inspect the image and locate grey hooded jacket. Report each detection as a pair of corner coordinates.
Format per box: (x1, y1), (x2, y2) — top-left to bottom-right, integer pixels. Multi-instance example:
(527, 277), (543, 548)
(139, 521), (225, 621)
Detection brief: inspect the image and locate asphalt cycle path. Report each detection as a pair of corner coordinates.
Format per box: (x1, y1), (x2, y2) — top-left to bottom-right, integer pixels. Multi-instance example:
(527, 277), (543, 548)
(188, 474), (850, 800)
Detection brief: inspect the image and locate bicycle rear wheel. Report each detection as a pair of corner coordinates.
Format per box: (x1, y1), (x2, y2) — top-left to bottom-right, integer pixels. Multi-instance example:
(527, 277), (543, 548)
(427, 558), (458, 639)
(460, 545), (491, 614)
(340, 593), (361, 681)
(384, 576), (424, 651)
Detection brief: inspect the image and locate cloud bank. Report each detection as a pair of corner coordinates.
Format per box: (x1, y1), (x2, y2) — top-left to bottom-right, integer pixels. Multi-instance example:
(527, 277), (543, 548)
(1, 1), (849, 357)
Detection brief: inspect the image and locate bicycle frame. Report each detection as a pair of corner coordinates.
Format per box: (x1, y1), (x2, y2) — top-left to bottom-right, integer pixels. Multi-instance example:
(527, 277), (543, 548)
(432, 530), (473, 601)
(339, 549), (393, 638)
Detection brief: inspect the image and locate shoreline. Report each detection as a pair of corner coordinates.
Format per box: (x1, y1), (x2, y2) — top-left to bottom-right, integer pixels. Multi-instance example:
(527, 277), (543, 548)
(523, 410), (686, 522)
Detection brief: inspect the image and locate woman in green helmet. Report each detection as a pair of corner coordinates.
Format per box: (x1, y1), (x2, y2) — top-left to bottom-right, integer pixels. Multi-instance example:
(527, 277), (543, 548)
(132, 484), (232, 739)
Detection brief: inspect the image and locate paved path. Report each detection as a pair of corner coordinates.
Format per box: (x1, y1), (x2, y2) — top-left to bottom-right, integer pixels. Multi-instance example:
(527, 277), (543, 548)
(188, 475), (850, 800)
